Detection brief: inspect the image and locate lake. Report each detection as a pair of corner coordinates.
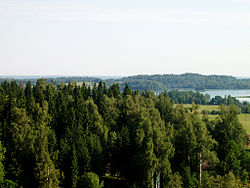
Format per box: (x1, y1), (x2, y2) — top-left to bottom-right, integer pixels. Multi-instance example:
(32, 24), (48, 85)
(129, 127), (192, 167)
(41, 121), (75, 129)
(201, 90), (250, 102)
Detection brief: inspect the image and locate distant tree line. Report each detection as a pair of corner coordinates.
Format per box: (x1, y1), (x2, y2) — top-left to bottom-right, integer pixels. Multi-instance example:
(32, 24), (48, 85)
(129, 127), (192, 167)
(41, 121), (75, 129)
(0, 80), (249, 187)
(2, 73), (250, 92)
(167, 90), (250, 114)
(168, 90), (210, 105)
(117, 73), (250, 91)
(0, 77), (101, 86)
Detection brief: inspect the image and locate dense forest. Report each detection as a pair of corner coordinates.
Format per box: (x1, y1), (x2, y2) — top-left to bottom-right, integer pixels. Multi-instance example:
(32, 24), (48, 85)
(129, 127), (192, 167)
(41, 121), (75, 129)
(0, 79), (249, 187)
(114, 73), (250, 91)
(2, 73), (250, 91)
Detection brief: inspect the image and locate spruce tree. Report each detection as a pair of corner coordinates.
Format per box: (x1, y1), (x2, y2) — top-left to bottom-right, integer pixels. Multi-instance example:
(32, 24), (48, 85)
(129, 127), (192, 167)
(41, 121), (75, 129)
(25, 81), (36, 116)
(34, 102), (60, 188)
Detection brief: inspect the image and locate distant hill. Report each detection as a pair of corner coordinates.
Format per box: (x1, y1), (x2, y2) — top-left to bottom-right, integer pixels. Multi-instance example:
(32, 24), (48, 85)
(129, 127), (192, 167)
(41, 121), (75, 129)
(106, 73), (250, 91)
(2, 73), (250, 91)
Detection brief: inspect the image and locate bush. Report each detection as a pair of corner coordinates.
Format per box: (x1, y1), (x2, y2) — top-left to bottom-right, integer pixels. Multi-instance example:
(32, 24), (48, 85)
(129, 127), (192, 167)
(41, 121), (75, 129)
(221, 172), (237, 188)
(77, 172), (104, 188)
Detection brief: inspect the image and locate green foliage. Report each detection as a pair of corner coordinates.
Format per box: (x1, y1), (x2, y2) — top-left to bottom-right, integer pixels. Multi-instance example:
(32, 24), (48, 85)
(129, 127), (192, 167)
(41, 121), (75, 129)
(0, 140), (17, 187)
(108, 83), (120, 98)
(168, 90), (210, 105)
(0, 141), (6, 183)
(34, 102), (60, 188)
(0, 79), (249, 187)
(155, 93), (174, 125)
(166, 172), (183, 188)
(241, 169), (249, 186)
(214, 106), (248, 175)
(71, 145), (78, 188)
(117, 73), (250, 90)
(221, 172), (238, 188)
(77, 172), (104, 188)
(4, 73), (250, 91)
(122, 83), (131, 97)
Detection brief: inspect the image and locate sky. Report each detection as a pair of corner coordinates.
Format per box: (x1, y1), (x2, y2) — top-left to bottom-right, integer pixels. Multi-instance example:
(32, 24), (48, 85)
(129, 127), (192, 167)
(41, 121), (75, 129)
(0, 0), (250, 77)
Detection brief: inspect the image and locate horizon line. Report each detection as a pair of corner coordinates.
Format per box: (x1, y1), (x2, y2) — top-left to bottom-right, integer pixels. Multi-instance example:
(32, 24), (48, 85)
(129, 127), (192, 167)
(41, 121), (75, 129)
(0, 73), (249, 79)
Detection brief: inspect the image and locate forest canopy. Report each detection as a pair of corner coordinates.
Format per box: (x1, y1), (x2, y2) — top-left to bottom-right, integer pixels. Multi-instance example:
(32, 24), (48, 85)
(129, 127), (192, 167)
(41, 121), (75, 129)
(0, 79), (249, 187)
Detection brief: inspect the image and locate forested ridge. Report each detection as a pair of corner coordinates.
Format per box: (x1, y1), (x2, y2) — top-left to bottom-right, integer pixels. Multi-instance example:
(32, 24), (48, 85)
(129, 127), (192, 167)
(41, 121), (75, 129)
(2, 73), (250, 91)
(0, 79), (249, 187)
(109, 73), (250, 91)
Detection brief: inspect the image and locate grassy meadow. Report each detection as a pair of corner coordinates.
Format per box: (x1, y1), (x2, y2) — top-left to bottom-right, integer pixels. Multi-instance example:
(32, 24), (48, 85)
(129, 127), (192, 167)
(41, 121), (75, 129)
(238, 114), (250, 134)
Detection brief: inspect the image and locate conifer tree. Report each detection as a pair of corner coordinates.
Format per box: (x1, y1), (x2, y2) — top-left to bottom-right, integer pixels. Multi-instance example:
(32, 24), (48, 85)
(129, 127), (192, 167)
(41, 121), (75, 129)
(122, 83), (131, 97)
(0, 140), (6, 184)
(108, 83), (120, 98)
(83, 99), (108, 175)
(3, 107), (36, 187)
(46, 82), (56, 120)
(0, 140), (17, 187)
(81, 82), (89, 100)
(34, 102), (60, 188)
(155, 93), (174, 124)
(54, 91), (69, 139)
(71, 145), (78, 188)
(17, 88), (26, 109)
(25, 81), (36, 116)
(33, 79), (47, 105)
(92, 83), (98, 104)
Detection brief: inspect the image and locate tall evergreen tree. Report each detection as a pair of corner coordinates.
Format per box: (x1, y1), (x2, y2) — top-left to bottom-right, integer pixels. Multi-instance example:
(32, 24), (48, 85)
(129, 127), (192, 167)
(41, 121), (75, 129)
(33, 79), (47, 105)
(122, 83), (131, 97)
(25, 81), (36, 116)
(3, 107), (36, 187)
(34, 102), (60, 188)
(108, 83), (120, 98)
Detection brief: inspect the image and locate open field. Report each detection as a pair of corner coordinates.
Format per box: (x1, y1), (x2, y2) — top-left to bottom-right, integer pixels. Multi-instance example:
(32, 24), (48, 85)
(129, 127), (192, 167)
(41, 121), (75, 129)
(238, 114), (250, 134)
(182, 104), (250, 134)
(182, 104), (220, 111)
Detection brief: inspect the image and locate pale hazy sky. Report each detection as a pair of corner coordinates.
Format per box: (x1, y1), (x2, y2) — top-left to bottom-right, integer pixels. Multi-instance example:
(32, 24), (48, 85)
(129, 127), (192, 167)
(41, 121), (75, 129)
(0, 0), (250, 76)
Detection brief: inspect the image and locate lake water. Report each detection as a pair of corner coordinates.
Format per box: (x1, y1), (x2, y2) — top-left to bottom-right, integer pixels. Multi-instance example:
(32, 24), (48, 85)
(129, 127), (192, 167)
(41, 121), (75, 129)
(201, 90), (250, 102)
